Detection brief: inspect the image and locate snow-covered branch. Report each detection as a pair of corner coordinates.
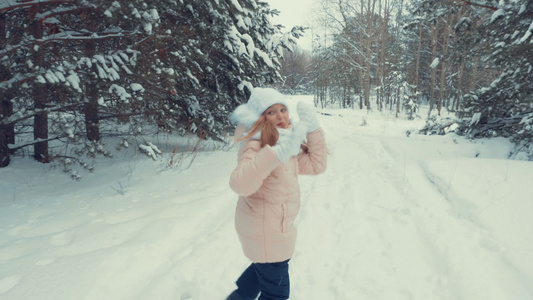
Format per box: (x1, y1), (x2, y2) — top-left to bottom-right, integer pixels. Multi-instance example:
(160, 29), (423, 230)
(457, 0), (497, 11)
(36, 7), (83, 25)
(0, 30), (142, 56)
(0, 103), (81, 126)
(0, 0), (73, 13)
(1, 0), (293, 168)
(7, 135), (66, 151)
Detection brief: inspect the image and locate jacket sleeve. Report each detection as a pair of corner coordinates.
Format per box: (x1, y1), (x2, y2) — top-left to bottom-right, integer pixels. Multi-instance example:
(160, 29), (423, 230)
(229, 141), (282, 196)
(298, 128), (327, 175)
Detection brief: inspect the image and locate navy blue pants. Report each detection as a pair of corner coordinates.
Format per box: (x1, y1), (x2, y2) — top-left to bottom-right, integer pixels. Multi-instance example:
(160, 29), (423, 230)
(235, 259), (290, 300)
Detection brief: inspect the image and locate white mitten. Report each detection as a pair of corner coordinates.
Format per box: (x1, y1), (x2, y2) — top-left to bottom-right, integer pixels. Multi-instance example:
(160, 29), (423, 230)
(297, 101), (320, 132)
(272, 123), (307, 162)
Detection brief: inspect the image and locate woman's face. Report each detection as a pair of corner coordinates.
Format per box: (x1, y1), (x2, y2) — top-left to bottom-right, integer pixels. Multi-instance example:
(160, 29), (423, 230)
(264, 104), (289, 129)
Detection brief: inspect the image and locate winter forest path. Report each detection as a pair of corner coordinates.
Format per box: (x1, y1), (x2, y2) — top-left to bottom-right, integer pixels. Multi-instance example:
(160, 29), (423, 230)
(292, 110), (533, 300)
(1, 100), (532, 300)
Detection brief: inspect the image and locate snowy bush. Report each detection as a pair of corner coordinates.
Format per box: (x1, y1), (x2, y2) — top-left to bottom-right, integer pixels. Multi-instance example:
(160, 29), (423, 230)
(419, 116), (460, 136)
(139, 142), (162, 160)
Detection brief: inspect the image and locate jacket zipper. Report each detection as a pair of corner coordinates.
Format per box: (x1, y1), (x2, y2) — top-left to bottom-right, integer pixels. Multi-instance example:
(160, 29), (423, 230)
(281, 203), (286, 233)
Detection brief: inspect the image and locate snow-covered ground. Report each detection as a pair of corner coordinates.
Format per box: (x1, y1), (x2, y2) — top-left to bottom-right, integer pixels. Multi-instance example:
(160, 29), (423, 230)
(1, 95), (532, 300)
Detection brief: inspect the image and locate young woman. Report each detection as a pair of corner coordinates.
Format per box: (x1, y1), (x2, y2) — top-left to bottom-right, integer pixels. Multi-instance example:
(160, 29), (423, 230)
(226, 88), (328, 300)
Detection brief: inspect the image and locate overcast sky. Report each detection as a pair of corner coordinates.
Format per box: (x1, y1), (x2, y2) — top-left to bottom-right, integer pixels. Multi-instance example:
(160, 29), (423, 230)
(265, 0), (317, 51)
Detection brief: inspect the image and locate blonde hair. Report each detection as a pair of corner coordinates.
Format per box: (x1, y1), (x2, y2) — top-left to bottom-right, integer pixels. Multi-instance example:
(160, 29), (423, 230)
(238, 114), (280, 147)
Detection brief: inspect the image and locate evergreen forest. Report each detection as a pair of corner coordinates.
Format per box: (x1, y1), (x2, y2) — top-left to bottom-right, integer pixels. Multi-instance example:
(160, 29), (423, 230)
(1, 0), (532, 172)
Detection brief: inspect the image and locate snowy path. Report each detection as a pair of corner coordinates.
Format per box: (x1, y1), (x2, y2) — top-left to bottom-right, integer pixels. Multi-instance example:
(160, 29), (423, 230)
(1, 97), (532, 299)
(293, 113), (532, 300)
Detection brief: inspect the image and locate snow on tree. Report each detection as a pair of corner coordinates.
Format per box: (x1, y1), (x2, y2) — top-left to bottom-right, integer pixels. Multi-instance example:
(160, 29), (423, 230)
(457, 1), (533, 159)
(0, 0), (304, 170)
(411, 0), (533, 159)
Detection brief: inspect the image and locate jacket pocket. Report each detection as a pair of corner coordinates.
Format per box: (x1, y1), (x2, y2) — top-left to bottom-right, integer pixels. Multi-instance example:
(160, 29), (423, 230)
(281, 203), (287, 233)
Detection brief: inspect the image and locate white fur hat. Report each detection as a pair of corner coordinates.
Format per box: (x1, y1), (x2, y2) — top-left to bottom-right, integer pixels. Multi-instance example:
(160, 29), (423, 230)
(230, 87), (289, 128)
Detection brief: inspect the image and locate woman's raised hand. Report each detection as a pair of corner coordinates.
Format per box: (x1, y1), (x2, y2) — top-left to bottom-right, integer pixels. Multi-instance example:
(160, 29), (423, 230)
(297, 101), (320, 133)
(272, 122), (307, 162)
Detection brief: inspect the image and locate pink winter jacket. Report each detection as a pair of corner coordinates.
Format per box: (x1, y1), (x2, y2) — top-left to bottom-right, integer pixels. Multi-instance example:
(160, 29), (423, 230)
(229, 128), (327, 263)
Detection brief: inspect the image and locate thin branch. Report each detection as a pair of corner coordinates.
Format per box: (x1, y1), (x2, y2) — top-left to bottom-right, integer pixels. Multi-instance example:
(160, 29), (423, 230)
(38, 7), (83, 25)
(0, 0), (73, 13)
(1, 103), (81, 126)
(8, 135), (65, 151)
(0, 30), (142, 56)
(457, 0), (533, 16)
(457, 0), (497, 11)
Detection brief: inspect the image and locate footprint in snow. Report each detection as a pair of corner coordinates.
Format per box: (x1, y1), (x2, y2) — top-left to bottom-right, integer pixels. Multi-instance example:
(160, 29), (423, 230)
(7, 224), (31, 236)
(479, 238), (501, 252)
(180, 293), (193, 300)
(0, 275), (23, 295)
(35, 258), (55, 266)
(50, 231), (73, 246)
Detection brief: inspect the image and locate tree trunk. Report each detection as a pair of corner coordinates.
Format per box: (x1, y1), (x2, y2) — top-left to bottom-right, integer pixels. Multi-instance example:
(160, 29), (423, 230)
(363, 0), (377, 110)
(30, 5), (50, 163)
(428, 23), (438, 116)
(33, 85), (49, 162)
(84, 87), (100, 141)
(83, 11), (100, 141)
(470, 56), (479, 91)
(415, 23), (423, 88)
(379, 0), (391, 112)
(438, 61), (446, 115)
(396, 86), (401, 117)
(456, 61), (465, 111)
(0, 90), (15, 167)
(438, 14), (453, 115)
(0, 12), (13, 167)
(0, 128), (10, 167)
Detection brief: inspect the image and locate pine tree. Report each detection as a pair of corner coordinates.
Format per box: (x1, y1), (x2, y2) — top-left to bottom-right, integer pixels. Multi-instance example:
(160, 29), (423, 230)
(410, 0), (533, 159)
(0, 0), (303, 170)
(0, 0), (169, 169)
(459, 1), (533, 159)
